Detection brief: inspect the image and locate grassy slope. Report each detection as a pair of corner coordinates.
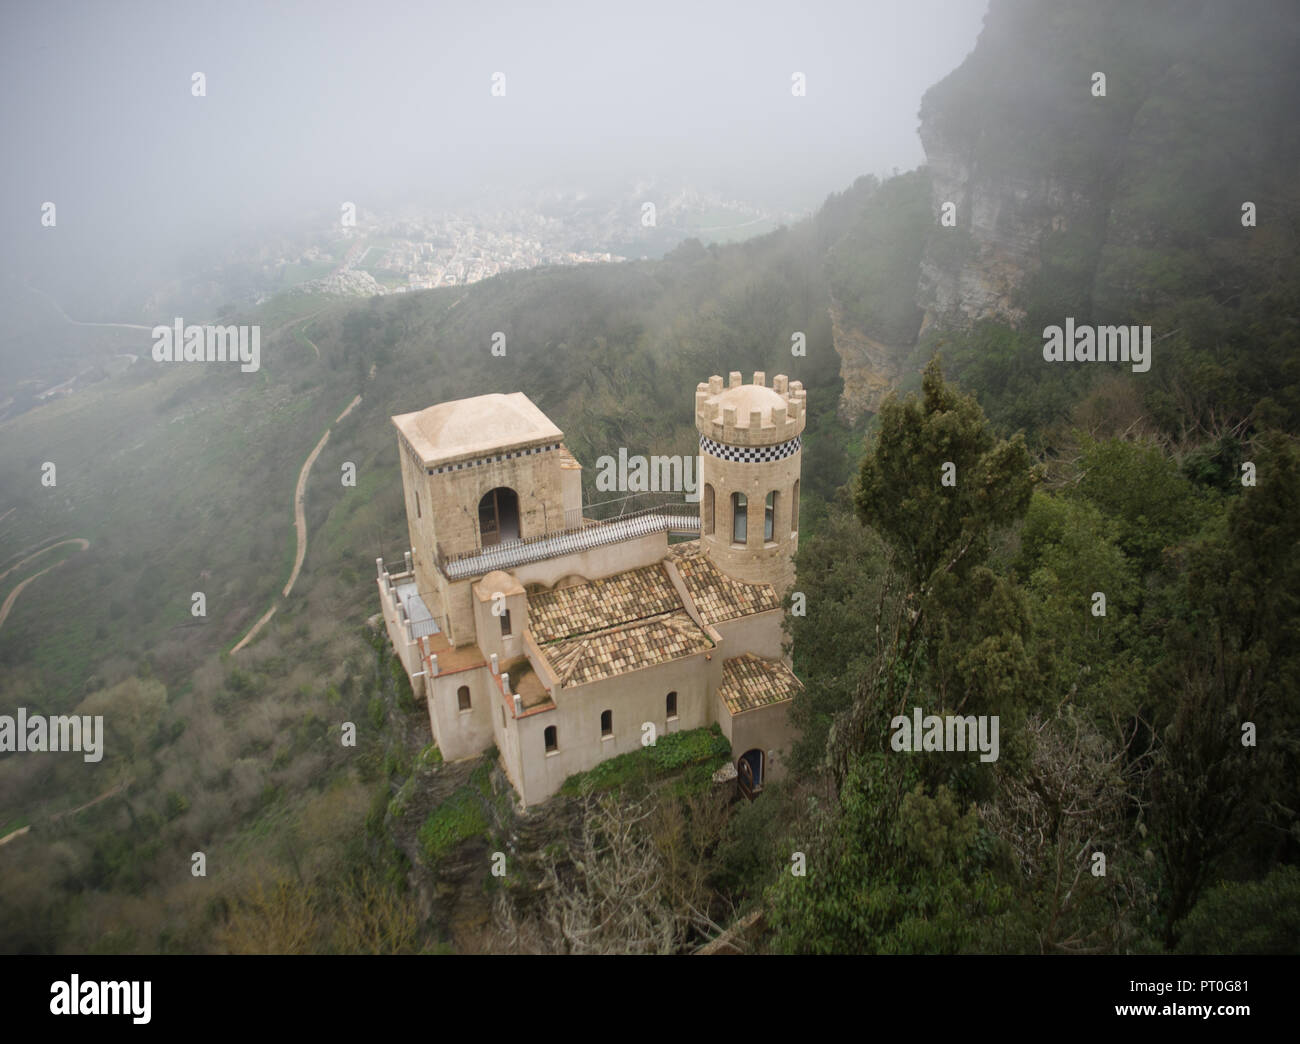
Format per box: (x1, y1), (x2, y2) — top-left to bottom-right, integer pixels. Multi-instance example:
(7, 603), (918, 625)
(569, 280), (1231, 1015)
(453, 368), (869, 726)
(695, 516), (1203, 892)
(0, 209), (859, 952)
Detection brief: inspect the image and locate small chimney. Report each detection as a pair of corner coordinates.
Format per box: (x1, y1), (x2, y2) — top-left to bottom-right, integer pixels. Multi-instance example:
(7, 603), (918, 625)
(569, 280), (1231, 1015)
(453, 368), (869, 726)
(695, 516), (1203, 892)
(501, 671), (511, 694)
(513, 694), (523, 716)
(430, 654), (438, 676)
(490, 653), (499, 674)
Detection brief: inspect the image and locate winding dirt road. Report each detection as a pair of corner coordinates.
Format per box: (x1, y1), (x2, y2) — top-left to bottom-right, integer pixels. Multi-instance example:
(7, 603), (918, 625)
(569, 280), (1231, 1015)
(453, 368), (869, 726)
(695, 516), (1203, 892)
(284, 394), (362, 599)
(232, 394), (362, 653)
(0, 780), (130, 848)
(0, 538), (90, 632)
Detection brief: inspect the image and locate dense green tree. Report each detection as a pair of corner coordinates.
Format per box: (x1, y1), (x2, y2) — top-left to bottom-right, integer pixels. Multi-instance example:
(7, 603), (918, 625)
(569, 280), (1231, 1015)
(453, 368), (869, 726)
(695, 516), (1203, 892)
(785, 489), (892, 772)
(849, 359), (1040, 736)
(1015, 491), (1145, 717)
(768, 752), (1017, 954)
(1148, 431), (1300, 944)
(773, 362), (1048, 951)
(1175, 866), (1300, 955)
(1075, 436), (1199, 569)
(856, 357), (1038, 595)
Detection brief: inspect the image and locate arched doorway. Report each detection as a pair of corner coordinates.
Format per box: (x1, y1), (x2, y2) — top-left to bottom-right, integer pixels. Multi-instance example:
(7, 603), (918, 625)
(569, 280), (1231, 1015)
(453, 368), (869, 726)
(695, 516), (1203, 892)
(738, 748), (764, 799)
(478, 487), (520, 546)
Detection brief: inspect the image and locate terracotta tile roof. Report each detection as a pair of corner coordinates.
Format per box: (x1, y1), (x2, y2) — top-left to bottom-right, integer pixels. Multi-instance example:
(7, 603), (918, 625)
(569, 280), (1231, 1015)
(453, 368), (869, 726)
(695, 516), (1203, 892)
(528, 564), (681, 642)
(719, 654), (801, 715)
(668, 542), (781, 625)
(542, 610), (713, 687)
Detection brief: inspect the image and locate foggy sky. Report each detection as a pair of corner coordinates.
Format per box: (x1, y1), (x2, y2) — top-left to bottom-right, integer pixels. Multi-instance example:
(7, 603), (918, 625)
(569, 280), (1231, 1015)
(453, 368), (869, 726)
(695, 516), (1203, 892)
(1, 0), (987, 312)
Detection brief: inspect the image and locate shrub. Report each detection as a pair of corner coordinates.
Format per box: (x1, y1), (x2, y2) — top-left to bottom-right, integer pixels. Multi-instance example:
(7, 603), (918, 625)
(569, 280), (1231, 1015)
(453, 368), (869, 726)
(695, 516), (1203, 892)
(418, 789), (488, 864)
(560, 725), (731, 796)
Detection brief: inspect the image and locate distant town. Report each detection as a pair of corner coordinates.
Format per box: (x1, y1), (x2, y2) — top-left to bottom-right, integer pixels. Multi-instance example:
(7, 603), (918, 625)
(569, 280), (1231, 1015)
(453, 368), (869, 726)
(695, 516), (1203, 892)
(258, 186), (796, 301)
(279, 215), (624, 299)
(3, 183), (803, 415)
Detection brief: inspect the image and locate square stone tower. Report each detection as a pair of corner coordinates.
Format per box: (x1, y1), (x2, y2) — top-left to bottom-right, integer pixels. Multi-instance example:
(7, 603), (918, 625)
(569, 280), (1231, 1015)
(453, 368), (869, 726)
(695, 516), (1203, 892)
(391, 392), (581, 641)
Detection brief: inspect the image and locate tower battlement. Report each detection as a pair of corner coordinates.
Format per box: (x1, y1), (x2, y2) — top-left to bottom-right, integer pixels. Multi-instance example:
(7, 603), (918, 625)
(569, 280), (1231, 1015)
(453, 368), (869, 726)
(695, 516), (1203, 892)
(695, 371), (806, 447)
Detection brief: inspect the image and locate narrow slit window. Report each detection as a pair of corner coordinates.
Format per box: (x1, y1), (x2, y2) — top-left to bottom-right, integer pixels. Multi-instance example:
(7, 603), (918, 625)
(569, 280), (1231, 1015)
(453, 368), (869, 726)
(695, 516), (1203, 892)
(666, 691), (677, 718)
(500, 609), (512, 637)
(600, 709), (612, 737)
(703, 484), (715, 535)
(765, 491), (776, 542)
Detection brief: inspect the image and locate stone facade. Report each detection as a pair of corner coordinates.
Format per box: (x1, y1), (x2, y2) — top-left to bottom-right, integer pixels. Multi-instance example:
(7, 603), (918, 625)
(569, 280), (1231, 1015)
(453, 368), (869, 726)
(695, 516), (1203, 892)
(379, 376), (806, 807)
(696, 371), (805, 595)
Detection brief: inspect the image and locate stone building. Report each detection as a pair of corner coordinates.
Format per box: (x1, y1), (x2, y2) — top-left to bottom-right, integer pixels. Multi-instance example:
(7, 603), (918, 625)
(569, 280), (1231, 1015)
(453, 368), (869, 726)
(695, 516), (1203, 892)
(376, 372), (805, 807)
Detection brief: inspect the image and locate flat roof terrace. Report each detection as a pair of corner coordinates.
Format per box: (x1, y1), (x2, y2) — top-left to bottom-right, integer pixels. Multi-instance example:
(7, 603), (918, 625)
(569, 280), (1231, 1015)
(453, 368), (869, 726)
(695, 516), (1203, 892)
(438, 504), (700, 581)
(422, 631), (487, 674)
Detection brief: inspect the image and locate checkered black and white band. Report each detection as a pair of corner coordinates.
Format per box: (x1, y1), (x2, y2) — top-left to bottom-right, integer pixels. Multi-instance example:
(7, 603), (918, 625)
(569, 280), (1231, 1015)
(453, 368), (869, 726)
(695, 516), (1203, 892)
(699, 434), (801, 463)
(423, 442), (562, 475)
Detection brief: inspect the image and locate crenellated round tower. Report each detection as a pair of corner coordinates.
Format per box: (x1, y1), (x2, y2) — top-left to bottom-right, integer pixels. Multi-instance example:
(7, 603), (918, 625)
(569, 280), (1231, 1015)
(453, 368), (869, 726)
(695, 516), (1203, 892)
(694, 371), (805, 594)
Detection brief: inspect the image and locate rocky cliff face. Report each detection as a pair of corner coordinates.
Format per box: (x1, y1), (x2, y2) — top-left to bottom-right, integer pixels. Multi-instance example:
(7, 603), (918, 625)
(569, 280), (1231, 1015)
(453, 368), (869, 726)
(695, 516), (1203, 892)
(915, 0), (1300, 332)
(828, 292), (903, 421)
(819, 171), (930, 420)
(915, 142), (1099, 329)
(382, 743), (590, 952)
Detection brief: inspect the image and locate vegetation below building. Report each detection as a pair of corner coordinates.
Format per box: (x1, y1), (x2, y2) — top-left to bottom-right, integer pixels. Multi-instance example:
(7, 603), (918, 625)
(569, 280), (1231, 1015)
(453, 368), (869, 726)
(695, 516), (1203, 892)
(558, 724), (731, 796)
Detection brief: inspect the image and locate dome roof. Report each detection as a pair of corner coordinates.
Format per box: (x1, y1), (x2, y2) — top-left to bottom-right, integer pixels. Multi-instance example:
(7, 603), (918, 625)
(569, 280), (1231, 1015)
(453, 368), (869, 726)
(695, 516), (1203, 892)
(695, 372), (806, 447)
(709, 383), (788, 426)
(478, 570), (524, 597)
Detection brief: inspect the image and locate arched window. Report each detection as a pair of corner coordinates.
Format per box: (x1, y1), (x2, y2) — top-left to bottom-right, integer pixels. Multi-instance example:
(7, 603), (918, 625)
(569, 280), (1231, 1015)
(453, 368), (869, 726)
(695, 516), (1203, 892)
(457, 685), (471, 711)
(703, 484), (715, 535)
(478, 487), (520, 546)
(764, 491), (776, 542)
(544, 725), (558, 753)
(666, 691), (678, 719)
(792, 479), (800, 533)
(731, 492), (747, 544)
(600, 709), (612, 737)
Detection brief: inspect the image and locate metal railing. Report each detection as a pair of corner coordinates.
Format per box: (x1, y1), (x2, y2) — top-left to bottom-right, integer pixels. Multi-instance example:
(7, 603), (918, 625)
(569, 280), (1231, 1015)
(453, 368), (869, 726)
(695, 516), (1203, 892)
(376, 557), (444, 640)
(436, 501), (700, 580)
